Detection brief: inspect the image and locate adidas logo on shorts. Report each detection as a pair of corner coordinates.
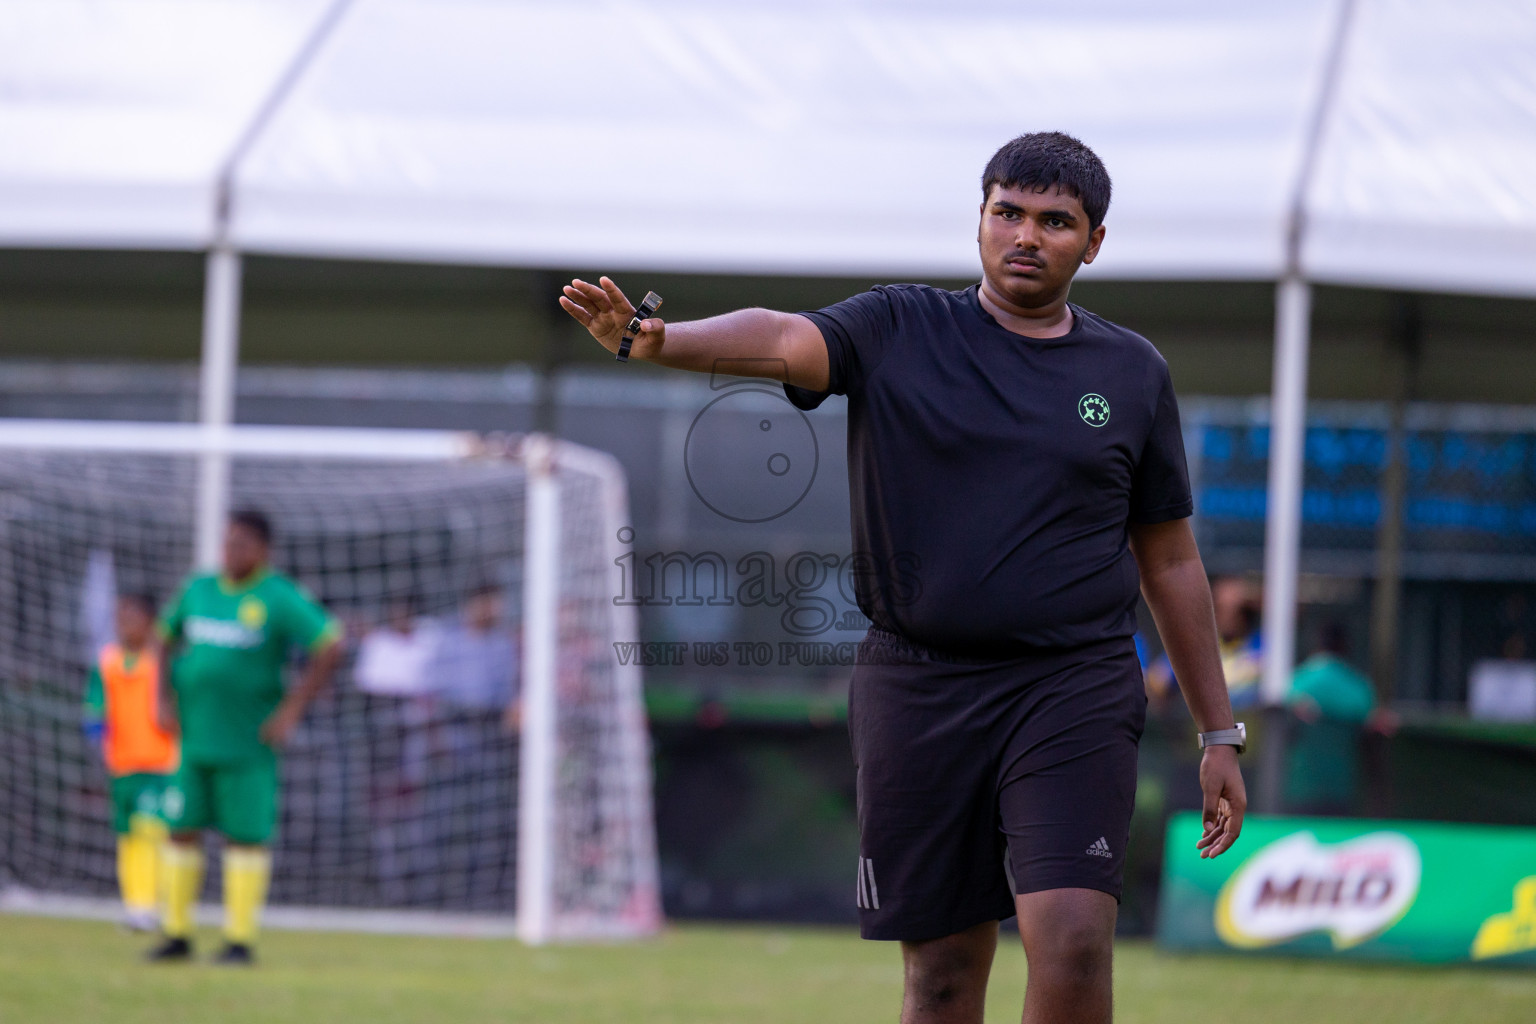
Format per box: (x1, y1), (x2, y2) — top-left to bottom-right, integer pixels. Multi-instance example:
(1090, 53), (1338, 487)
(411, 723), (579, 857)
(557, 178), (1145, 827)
(1086, 837), (1113, 859)
(855, 856), (881, 910)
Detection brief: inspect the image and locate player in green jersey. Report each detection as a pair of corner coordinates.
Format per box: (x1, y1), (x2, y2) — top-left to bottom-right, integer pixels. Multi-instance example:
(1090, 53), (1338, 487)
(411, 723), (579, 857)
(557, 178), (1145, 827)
(147, 510), (342, 966)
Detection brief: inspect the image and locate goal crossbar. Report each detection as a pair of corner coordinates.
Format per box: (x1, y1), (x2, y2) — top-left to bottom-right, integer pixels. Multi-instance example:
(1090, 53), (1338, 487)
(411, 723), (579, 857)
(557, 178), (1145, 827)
(0, 419), (480, 460)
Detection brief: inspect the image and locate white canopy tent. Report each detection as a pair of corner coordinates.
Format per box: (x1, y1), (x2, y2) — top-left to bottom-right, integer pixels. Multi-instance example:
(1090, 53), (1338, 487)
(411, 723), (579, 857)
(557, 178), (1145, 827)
(0, 0), (330, 248)
(2, 0), (1535, 715)
(1303, 0), (1536, 297)
(229, 0), (1336, 278)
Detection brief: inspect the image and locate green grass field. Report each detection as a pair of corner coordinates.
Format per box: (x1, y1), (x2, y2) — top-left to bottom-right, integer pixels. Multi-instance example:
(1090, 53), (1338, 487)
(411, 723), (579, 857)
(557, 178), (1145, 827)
(2, 915), (1533, 1024)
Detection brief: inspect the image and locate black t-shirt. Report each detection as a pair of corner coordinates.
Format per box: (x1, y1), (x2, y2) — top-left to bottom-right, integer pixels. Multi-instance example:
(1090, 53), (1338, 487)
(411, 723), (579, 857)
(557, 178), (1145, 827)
(785, 284), (1192, 656)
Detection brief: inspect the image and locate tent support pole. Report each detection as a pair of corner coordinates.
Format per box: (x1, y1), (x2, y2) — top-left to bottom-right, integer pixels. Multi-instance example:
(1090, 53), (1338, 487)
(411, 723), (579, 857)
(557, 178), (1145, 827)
(194, 245), (241, 569)
(1254, 0), (1358, 813)
(191, 0), (354, 571)
(1369, 295), (1420, 704)
(1257, 274), (1312, 812)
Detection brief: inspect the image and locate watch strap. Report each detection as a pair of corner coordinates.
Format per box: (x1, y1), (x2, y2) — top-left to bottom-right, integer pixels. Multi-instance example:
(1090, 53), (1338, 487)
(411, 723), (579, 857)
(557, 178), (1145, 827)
(617, 291), (663, 362)
(1198, 723), (1247, 754)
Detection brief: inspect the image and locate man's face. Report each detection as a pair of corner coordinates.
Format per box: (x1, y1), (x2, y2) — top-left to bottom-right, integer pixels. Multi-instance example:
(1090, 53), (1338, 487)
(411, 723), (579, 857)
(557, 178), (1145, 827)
(977, 184), (1105, 308)
(115, 599), (153, 651)
(466, 591), (502, 631)
(386, 602), (416, 635)
(223, 523), (268, 581)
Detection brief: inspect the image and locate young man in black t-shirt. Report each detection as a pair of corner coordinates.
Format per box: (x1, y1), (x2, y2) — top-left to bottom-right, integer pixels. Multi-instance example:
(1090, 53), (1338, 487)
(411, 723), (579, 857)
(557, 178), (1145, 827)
(561, 132), (1246, 1024)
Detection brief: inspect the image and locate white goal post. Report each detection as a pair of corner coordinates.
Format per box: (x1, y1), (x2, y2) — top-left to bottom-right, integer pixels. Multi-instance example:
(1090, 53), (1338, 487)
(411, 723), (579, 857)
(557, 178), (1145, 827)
(0, 418), (660, 945)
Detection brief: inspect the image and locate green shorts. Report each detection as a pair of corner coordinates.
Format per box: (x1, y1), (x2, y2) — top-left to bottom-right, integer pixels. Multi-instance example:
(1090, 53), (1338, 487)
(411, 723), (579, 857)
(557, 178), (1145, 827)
(109, 772), (170, 834)
(161, 757), (279, 845)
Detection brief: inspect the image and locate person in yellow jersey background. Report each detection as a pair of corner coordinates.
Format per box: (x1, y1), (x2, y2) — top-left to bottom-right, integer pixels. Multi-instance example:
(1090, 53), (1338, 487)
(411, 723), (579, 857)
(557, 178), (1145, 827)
(82, 591), (178, 932)
(148, 510), (342, 966)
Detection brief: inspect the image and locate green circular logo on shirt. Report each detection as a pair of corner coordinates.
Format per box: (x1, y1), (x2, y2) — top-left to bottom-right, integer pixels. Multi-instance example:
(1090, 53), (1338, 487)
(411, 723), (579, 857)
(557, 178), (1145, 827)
(1079, 393), (1110, 427)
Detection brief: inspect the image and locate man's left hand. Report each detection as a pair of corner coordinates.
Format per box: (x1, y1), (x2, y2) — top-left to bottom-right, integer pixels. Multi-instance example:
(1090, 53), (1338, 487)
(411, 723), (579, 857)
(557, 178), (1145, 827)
(1195, 745), (1246, 859)
(260, 702), (303, 748)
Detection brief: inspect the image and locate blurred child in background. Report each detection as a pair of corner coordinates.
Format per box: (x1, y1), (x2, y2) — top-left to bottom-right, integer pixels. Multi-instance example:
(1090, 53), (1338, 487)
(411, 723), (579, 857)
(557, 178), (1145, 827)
(83, 592), (178, 932)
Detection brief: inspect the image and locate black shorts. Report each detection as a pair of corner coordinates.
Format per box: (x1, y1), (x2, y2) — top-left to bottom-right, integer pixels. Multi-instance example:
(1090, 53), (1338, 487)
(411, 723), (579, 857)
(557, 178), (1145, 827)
(848, 628), (1146, 941)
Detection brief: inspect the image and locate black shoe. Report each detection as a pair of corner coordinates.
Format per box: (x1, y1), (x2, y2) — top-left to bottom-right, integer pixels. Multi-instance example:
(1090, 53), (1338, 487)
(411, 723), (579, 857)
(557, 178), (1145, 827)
(212, 942), (255, 966)
(145, 936), (193, 962)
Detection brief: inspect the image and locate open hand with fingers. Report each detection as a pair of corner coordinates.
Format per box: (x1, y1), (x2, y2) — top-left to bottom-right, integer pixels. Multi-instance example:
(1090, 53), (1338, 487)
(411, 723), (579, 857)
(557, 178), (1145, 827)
(559, 276), (665, 360)
(1195, 745), (1246, 858)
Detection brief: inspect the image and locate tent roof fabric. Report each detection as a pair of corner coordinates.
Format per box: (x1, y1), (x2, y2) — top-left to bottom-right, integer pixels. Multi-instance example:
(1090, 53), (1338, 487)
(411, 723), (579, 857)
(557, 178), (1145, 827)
(231, 0), (1332, 280)
(2, 0), (1534, 295)
(1302, 0), (1536, 296)
(0, 0), (329, 249)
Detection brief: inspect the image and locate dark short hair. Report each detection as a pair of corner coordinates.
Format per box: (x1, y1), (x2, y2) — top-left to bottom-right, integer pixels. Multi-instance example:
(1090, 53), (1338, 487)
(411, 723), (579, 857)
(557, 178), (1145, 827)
(981, 132), (1112, 230)
(466, 579), (502, 601)
(117, 592), (157, 617)
(1319, 623), (1351, 657)
(229, 509), (273, 546)
(388, 591), (423, 616)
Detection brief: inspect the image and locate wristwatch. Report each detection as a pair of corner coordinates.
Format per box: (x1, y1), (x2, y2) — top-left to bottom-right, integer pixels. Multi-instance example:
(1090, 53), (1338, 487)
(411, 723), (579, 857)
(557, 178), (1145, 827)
(1197, 723), (1247, 754)
(615, 291), (664, 362)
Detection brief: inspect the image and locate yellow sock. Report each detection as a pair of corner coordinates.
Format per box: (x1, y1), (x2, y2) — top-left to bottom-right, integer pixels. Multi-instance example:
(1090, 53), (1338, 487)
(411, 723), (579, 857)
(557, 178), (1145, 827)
(223, 847), (272, 946)
(118, 835), (153, 913)
(117, 835), (146, 913)
(122, 815), (167, 913)
(161, 843), (204, 939)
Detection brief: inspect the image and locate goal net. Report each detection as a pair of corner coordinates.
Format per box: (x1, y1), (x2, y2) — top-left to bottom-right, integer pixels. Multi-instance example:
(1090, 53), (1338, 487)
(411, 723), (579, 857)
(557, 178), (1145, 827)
(0, 432), (660, 942)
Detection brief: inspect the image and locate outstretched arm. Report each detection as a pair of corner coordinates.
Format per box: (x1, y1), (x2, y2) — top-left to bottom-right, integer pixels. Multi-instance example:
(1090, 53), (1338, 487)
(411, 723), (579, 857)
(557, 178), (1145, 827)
(1130, 518), (1247, 859)
(559, 276), (830, 391)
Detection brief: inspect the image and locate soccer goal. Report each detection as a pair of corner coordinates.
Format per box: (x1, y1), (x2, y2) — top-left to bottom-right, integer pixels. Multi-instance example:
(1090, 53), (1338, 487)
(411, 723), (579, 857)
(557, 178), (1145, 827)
(0, 421), (661, 944)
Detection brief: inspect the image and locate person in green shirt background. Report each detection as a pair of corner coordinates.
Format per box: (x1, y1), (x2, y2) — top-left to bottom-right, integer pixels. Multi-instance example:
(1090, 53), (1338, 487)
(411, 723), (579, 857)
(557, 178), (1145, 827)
(1284, 623), (1391, 816)
(147, 510), (342, 966)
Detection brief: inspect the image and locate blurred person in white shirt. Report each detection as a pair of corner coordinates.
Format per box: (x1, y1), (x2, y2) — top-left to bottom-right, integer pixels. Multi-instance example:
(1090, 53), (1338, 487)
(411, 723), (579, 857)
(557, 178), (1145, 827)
(354, 596), (441, 900)
(355, 596), (441, 697)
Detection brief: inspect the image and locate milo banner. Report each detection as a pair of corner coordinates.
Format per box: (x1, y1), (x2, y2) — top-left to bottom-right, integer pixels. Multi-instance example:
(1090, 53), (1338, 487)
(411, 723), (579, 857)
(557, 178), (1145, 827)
(1158, 813), (1536, 965)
